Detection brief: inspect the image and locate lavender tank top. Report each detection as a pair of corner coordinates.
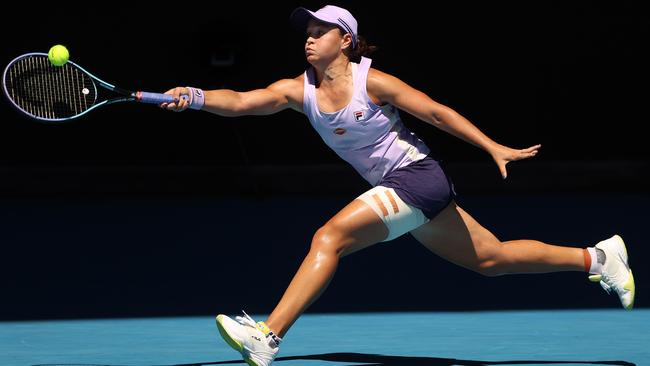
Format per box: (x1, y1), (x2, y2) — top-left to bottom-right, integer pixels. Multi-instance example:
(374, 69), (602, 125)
(302, 57), (430, 186)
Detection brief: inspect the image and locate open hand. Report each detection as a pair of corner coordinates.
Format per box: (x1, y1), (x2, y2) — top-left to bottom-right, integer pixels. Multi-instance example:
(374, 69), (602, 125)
(491, 144), (541, 179)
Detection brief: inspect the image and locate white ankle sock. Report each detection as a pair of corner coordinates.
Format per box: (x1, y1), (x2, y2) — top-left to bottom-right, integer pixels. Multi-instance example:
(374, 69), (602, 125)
(587, 247), (605, 274)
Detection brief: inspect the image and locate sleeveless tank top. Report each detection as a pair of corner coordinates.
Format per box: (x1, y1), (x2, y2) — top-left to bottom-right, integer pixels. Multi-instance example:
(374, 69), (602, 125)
(302, 57), (430, 186)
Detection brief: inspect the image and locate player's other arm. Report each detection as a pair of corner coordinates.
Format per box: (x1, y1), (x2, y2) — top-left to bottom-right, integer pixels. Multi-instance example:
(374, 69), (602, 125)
(367, 68), (540, 178)
(367, 68), (498, 152)
(163, 75), (304, 116)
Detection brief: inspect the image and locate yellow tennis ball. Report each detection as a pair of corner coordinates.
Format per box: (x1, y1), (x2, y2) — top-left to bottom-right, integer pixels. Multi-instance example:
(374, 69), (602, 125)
(48, 44), (69, 67)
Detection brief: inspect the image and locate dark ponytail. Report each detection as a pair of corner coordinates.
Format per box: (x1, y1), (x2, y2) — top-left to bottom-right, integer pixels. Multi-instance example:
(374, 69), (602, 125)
(345, 35), (377, 62)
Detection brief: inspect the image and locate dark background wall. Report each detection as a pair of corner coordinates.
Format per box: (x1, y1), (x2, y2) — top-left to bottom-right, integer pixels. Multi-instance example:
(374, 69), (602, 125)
(1, 1), (648, 320)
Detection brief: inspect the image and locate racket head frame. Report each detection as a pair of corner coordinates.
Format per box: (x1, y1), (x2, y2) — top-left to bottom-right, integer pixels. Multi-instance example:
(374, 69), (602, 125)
(2, 52), (134, 123)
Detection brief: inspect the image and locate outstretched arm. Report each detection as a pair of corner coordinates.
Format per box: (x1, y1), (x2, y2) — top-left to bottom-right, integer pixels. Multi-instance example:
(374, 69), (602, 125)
(161, 76), (304, 116)
(367, 68), (540, 179)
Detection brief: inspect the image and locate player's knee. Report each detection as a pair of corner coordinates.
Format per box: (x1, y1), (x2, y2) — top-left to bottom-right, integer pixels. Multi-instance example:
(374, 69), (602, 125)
(473, 239), (507, 277)
(310, 224), (345, 257)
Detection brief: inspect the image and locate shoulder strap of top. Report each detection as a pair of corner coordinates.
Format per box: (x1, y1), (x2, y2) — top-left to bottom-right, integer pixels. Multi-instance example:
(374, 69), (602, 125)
(356, 57), (373, 103)
(303, 67), (316, 113)
(356, 57), (372, 85)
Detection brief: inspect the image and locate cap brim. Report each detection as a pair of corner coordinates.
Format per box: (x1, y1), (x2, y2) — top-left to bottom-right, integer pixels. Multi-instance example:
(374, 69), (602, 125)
(289, 7), (314, 33)
(290, 7), (342, 33)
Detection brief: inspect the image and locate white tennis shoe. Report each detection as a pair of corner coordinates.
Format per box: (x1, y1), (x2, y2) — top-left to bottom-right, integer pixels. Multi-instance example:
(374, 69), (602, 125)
(589, 235), (635, 310)
(215, 311), (279, 366)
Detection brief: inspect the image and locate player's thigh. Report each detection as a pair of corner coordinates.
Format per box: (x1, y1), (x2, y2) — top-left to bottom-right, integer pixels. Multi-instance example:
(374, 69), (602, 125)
(409, 200), (501, 271)
(317, 198), (389, 257)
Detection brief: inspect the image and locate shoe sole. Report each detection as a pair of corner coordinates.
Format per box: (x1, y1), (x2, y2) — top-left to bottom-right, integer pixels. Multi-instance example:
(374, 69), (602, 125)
(215, 315), (259, 366)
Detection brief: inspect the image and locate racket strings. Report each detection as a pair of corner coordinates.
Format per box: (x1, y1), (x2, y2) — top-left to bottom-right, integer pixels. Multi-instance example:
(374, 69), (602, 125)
(4, 55), (96, 120)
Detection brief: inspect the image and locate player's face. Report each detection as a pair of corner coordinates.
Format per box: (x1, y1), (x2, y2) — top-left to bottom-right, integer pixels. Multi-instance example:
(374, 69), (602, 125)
(305, 20), (344, 63)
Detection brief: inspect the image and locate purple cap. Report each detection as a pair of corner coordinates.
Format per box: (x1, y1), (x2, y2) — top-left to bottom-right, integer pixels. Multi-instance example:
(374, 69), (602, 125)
(290, 5), (358, 49)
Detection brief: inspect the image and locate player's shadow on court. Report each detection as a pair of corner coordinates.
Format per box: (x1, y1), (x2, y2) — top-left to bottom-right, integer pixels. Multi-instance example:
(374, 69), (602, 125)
(183, 352), (636, 366)
(32, 353), (636, 366)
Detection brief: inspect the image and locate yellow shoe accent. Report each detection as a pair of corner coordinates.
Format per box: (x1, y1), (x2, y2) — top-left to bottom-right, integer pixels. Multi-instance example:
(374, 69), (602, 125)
(215, 315), (243, 352)
(256, 321), (271, 335)
(623, 270), (635, 310)
(589, 274), (602, 282)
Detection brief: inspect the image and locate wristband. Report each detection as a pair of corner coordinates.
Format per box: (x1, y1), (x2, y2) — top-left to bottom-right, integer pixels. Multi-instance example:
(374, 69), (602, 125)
(185, 86), (205, 110)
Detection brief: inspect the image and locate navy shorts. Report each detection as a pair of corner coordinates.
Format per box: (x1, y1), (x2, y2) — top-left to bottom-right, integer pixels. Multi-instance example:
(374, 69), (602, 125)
(378, 156), (456, 220)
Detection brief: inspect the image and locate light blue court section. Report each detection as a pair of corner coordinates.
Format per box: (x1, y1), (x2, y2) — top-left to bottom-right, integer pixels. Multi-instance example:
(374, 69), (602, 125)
(1, 310), (647, 366)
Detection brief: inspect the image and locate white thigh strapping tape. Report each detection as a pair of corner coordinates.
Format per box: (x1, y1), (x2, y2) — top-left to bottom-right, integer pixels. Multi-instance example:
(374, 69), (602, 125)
(356, 186), (429, 242)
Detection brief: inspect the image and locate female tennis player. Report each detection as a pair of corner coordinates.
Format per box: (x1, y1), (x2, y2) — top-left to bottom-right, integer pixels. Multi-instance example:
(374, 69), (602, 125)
(161, 5), (634, 366)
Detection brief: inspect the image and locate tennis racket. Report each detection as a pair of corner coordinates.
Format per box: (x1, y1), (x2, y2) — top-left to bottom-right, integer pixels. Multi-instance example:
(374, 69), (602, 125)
(2, 52), (186, 123)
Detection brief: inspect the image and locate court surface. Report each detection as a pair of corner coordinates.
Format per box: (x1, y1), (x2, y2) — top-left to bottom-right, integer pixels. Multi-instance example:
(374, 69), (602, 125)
(2, 309), (647, 366)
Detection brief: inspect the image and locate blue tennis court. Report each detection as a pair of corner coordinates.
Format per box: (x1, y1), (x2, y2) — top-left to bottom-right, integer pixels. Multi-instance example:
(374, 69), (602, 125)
(1, 195), (647, 366)
(2, 309), (647, 366)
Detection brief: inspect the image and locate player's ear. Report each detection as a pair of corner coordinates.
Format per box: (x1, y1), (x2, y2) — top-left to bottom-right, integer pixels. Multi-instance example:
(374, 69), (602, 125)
(341, 33), (353, 50)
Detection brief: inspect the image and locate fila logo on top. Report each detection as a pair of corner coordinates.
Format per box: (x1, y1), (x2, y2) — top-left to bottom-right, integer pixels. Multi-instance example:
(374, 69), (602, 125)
(353, 110), (364, 121)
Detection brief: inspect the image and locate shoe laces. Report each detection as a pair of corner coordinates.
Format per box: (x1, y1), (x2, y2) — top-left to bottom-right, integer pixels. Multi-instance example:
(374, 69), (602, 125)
(590, 271), (617, 293)
(234, 310), (278, 358)
(235, 310), (258, 328)
(599, 274), (613, 294)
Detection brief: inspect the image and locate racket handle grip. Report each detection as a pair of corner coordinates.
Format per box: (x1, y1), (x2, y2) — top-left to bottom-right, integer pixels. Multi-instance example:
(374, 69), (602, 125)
(135, 91), (188, 104)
